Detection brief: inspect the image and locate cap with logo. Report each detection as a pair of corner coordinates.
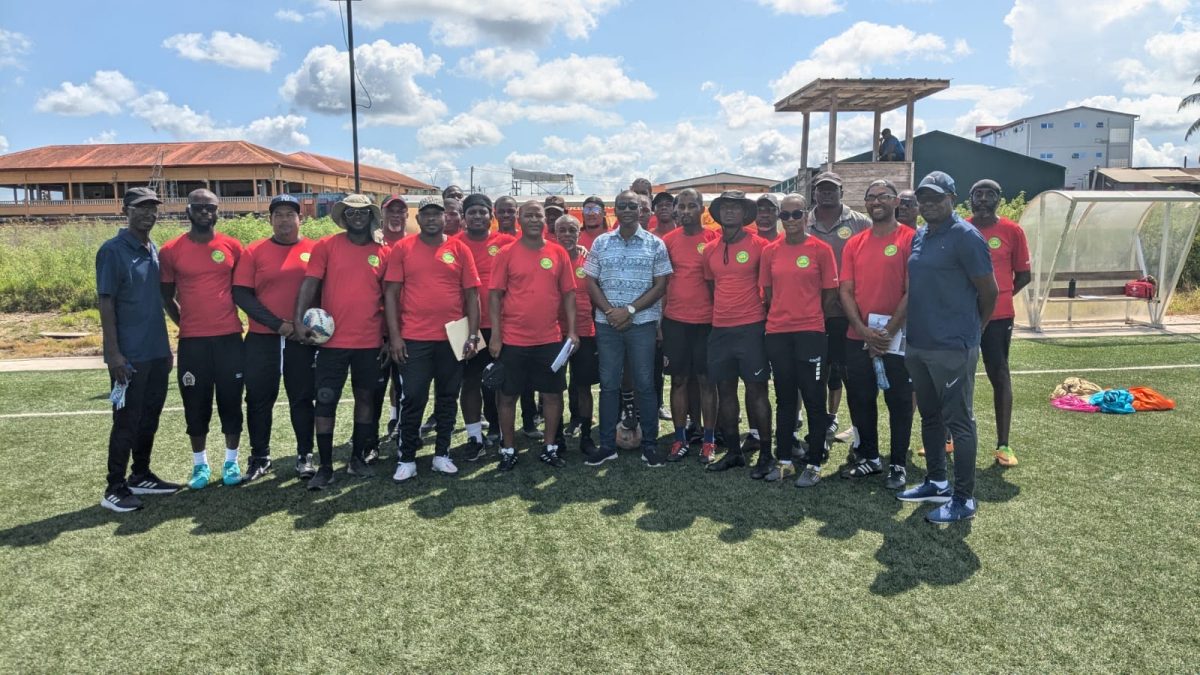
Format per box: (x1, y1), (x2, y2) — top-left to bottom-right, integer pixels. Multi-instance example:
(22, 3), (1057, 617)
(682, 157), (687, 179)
(381, 194), (408, 210)
(916, 171), (957, 196)
(124, 186), (162, 207)
(269, 194), (301, 214)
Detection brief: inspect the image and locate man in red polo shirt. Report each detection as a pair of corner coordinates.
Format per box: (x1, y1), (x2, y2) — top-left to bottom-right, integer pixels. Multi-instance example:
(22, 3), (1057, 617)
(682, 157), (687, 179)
(543, 195), (566, 245)
(489, 201), (579, 470)
(233, 194), (317, 482)
(456, 193), (514, 461)
(160, 189), (245, 490)
(661, 188), (719, 463)
(294, 194), (389, 490)
(839, 179), (915, 490)
(552, 214), (599, 456)
(969, 179), (1031, 468)
(385, 195), (481, 482)
(495, 196), (519, 237)
(579, 195), (610, 250)
(373, 194), (408, 454)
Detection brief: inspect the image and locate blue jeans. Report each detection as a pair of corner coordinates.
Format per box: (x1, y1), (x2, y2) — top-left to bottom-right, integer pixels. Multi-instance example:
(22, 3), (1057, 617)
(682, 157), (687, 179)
(596, 321), (658, 450)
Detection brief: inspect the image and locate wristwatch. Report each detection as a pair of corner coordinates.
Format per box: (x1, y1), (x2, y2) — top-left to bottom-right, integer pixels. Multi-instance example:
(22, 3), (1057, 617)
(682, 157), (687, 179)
(626, 304), (637, 315)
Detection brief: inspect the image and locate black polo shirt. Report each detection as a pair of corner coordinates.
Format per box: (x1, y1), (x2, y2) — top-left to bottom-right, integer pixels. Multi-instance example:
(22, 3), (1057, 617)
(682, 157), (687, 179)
(95, 228), (171, 362)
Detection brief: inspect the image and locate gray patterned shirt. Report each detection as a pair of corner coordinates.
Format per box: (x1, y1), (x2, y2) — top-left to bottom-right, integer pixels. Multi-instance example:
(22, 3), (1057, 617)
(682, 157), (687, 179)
(583, 226), (673, 325)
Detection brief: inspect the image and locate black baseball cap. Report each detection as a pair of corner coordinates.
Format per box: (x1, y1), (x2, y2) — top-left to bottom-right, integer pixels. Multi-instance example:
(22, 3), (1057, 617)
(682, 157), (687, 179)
(652, 191), (675, 207)
(123, 187), (162, 207)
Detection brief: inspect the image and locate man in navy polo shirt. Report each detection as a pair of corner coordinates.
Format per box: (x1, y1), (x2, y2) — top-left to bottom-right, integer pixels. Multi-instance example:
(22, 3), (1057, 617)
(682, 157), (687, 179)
(899, 172), (998, 524)
(95, 187), (181, 512)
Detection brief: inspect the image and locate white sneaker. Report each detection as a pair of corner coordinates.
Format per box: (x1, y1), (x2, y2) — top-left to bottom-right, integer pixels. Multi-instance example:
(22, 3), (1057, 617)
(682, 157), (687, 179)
(836, 425), (860, 447)
(431, 455), (458, 476)
(392, 461), (417, 483)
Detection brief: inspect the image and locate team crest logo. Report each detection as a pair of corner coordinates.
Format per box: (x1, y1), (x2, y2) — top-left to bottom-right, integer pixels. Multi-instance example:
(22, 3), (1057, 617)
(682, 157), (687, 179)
(211, 250), (226, 263)
(367, 254), (381, 267)
(299, 252), (311, 262)
(837, 226), (852, 240)
(575, 266), (586, 278)
(487, 245), (500, 256)
(883, 244), (899, 257)
(796, 255), (811, 268)
(441, 251), (457, 264)
(540, 257), (553, 270)
(988, 236), (1002, 250)
(735, 250), (750, 264)
(181, 371), (196, 387)
(696, 242), (706, 254)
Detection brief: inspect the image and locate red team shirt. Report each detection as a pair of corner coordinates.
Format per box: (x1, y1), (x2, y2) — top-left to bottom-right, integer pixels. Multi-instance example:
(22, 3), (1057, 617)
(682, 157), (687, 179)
(840, 226), (915, 340)
(159, 231), (244, 338)
(233, 237), (316, 335)
(306, 232), (387, 349)
(490, 242), (576, 347)
(759, 236), (839, 334)
(579, 225), (610, 250)
(561, 250), (595, 338)
(457, 231), (516, 329)
(703, 233), (768, 328)
(969, 216), (1031, 321)
(662, 227), (719, 324)
(384, 236), (481, 342)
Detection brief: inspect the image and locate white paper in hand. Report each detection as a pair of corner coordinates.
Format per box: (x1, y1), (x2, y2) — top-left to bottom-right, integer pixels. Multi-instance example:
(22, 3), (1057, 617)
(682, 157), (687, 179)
(550, 338), (574, 372)
(867, 313), (906, 356)
(444, 316), (483, 362)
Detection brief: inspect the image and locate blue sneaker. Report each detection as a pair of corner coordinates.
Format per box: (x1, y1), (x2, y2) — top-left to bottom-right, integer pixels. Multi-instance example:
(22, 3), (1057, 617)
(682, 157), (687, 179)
(188, 463), (211, 490)
(222, 460), (243, 486)
(896, 479), (951, 503)
(926, 496), (977, 524)
(584, 446), (618, 466)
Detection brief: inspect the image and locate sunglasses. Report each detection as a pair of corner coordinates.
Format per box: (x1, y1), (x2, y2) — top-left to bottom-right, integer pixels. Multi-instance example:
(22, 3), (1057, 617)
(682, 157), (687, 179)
(615, 201), (640, 210)
(899, 198), (917, 207)
(864, 193), (897, 204)
(778, 210), (806, 221)
(582, 205), (603, 214)
(344, 207), (373, 217)
(189, 204), (218, 213)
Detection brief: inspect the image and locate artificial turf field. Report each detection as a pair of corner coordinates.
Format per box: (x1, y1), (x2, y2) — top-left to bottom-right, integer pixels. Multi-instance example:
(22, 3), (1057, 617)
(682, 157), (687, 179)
(0, 335), (1197, 672)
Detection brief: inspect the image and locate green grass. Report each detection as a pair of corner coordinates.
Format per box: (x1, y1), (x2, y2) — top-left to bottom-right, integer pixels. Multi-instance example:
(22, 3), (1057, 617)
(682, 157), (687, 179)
(0, 337), (1198, 671)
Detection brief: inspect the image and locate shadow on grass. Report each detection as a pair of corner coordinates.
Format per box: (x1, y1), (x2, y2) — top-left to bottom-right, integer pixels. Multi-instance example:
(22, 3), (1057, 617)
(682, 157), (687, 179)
(0, 436), (1018, 594)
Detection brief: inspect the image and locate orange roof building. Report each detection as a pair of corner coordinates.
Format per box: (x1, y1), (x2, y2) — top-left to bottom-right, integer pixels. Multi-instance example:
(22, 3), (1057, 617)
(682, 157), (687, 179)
(0, 140), (436, 218)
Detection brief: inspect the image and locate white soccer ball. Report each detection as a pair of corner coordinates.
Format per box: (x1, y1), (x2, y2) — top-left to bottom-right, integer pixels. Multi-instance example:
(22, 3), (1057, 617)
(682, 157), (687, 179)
(302, 308), (335, 345)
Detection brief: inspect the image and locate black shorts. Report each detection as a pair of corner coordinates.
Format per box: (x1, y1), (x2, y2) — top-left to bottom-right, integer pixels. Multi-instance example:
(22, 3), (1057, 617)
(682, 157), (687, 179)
(463, 328), (494, 380)
(569, 335), (599, 387)
(662, 318), (711, 377)
(824, 316), (850, 391)
(314, 347), (387, 417)
(707, 321), (770, 383)
(176, 333), (244, 437)
(499, 343), (566, 396)
(981, 318), (1014, 370)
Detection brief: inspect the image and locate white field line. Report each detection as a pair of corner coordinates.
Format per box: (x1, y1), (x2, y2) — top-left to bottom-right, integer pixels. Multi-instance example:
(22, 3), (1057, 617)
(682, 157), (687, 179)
(1, 363), (1197, 420)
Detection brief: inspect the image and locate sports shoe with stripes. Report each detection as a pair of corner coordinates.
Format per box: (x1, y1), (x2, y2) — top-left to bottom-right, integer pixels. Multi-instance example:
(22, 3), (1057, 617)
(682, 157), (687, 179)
(101, 485), (143, 513)
(842, 458), (882, 479)
(667, 440), (688, 462)
(127, 472), (182, 495)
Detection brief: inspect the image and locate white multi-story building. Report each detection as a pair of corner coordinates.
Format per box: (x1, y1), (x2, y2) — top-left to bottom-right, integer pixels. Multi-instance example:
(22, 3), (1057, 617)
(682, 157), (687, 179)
(976, 106), (1137, 189)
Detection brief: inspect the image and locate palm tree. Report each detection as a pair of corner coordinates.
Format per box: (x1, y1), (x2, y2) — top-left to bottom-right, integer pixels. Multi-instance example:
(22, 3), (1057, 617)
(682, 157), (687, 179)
(1180, 74), (1200, 140)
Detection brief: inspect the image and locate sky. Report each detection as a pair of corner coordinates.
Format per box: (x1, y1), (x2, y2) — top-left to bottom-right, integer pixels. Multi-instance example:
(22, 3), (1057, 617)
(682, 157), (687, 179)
(1, 0), (1199, 194)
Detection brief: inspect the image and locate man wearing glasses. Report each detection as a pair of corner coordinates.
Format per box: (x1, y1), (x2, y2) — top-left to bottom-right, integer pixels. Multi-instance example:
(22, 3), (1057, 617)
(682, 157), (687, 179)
(900, 172), (997, 523)
(807, 172), (870, 447)
(160, 189), (246, 490)
(294, 194), (390, 490)
(583, 190), (672, 467)
(838, 180), (915, 491)
(579, 195), (609, 250)
(896, 190), (919, 229)
(753, 194), (781, 241)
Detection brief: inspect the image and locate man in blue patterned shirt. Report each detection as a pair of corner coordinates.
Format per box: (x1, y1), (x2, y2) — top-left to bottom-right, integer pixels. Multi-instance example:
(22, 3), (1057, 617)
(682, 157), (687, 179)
(583, 189), (673, 467)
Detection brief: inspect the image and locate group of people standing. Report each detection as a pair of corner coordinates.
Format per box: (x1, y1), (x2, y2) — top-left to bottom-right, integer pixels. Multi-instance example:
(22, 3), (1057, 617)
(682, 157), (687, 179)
(96, 168), (1028, 524)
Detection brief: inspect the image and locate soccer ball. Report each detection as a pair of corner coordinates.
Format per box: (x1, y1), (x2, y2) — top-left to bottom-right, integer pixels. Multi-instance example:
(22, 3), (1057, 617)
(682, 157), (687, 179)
(615, 424), (642, 450)
(302, 308), (335, 344)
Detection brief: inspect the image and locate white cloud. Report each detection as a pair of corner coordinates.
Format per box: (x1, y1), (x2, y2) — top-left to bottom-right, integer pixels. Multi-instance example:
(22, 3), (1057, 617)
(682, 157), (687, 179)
(1071, 94), (1195, 132)
(468, 99), (622, 127)
(0, 135), (8, 154)
(163, 31), (281, 71)
(34, 70), (136, 116)
(280, 40), (446, 127)
(770, 22), (966, 99)
(931, 85), (1033, 136)
(735, 112), (928, 175)
(714, 90), (796, 130)
(756, 0), (844, 16)
(84, 130), (118, 144)
(361, 147), (462, 187)
(454, 47), (538, 80)
(1132, 137), (1191, 165)
(275, 9), (305, 22)
(242, 114), (311, 147)
(0, 28), (31, 68)
(505, 54), (654, 104)
(417, 113), (504, 150)
(129, 90), (310, 147)
(353, 0), (620, 46)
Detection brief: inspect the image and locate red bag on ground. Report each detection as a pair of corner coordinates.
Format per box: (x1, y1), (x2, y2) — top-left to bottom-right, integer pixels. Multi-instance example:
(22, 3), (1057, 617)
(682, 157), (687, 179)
(1129, 386), (1175, 411)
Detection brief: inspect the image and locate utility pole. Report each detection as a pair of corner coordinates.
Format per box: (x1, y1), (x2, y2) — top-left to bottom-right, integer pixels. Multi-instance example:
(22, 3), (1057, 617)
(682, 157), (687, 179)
(333, 0), (363, 193)
(470, 166), (475, 193)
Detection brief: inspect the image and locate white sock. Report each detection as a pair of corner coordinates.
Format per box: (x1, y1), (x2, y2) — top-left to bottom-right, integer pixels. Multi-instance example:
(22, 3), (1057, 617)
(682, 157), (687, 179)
(749, 428), (760, 439)
(778, 459), (793, 465)
(390, 405), (398, 422)
(225, 448), (239, 463)
(501, 447), (515, 456)
(546, 444), (558, 452)
(465, 422), (483, 442)
(193, 450), (208, 466)
(931, 479), (949, 488)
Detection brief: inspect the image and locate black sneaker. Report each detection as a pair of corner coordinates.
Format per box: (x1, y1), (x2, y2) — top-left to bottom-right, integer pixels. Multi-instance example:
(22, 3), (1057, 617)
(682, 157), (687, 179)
(749, 453), (775, 480)
(579, 435), (598, 457)
(243, 457), (272, 483)
(538, 446), (566, 467)
(462, 438), (487, 463)
(641, 446), (665, 468)
(348, 455), (375, 478)
(564, 419), (581, 438)
(498, 450), (518, 471)
(296, 454), (317, 480)
(364, 442), (382, 464)
(101, 485), (143, 512)
(387, 417), (398, 437)
(843, 458), (883, 479)
(420, 415), (437, 436)
(584, 446), (618, 466)
(740, 434), (761, 454)
(308, 465), (335, 491)
(521, 423), (544, 441)
(707, 451), (746, 472)
(126, 471), (182, 495)
(885, 465), (907, 490)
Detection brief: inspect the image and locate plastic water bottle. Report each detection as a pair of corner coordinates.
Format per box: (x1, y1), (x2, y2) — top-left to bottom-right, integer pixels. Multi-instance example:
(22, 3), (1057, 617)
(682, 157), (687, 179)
(873, 356), (890, 391)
